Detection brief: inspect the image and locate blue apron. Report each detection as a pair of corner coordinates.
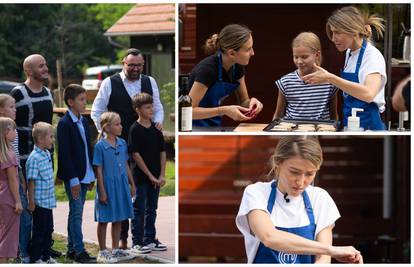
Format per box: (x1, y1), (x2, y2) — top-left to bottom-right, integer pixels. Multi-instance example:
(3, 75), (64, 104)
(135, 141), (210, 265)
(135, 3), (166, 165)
(253, 181), (316, 264)
(193, 53), (240, 127)
(341, 39), (385, 130)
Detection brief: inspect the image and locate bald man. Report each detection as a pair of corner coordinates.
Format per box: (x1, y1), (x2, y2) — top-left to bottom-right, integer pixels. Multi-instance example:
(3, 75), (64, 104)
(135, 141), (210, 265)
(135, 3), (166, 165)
(11, 54), (54, 262)
(12, 54), (53, 172)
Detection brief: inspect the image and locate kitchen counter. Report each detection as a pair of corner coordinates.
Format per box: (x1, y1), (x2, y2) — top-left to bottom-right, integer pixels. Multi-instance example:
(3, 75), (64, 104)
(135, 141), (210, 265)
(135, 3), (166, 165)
(190, 123), (410, 133)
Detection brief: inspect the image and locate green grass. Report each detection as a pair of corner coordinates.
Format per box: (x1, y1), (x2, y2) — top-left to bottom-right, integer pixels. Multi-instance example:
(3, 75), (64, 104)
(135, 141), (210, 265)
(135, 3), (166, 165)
(55, 160), (175, 202)
(160, 160), (175, 197)
(51, 233), (160, 263)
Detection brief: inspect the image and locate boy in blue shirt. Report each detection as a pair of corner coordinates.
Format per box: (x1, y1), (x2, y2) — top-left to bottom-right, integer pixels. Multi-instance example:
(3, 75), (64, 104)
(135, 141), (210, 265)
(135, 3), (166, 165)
(128, 93), (167, 255)
(57, 84), (96, 263)
(26, 122), (56, 263)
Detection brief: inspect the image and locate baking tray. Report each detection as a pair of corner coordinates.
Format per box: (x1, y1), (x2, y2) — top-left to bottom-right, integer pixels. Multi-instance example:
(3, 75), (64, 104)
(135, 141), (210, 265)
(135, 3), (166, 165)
(263, 118), (341, 132)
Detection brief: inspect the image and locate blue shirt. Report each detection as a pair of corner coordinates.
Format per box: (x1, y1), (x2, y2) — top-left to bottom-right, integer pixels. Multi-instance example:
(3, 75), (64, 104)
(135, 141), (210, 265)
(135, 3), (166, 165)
(26, 145), (56, 209)
(68, 108), (96, 187)
(93, 137), (129, 180)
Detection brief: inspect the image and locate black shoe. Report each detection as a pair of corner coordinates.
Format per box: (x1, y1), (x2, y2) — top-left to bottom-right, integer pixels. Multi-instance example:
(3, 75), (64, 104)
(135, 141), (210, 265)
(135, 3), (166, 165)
(66, 250), (76, 260)
(49, 247), (62, 258)
(75, 251), (97, 263)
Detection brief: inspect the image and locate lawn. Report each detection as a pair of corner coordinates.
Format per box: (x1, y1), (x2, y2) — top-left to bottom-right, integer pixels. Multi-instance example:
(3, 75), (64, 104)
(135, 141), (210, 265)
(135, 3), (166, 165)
(51, 233), (160, 264)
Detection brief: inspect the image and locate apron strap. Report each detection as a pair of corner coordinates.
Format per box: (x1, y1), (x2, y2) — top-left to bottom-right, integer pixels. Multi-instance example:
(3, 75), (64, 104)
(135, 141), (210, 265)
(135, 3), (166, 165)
(217, 52), (223, 82)
(218, 52), (236, 83)
(302, 191), (315, 225)
(354, 39), (367, 74)
(267, 181), (277, 213)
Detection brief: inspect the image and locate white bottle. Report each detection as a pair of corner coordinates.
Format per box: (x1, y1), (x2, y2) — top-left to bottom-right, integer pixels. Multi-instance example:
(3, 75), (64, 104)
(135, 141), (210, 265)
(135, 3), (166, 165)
(345, 108), (364, 131)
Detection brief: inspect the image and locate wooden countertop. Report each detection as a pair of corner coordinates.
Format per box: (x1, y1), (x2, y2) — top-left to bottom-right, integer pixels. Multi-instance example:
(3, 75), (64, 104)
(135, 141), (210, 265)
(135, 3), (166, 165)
(233, 123), (268, 132)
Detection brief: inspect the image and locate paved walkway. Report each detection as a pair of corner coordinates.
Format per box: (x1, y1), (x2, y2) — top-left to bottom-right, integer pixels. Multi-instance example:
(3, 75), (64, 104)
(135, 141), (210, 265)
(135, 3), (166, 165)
(54, 196), (175, 263)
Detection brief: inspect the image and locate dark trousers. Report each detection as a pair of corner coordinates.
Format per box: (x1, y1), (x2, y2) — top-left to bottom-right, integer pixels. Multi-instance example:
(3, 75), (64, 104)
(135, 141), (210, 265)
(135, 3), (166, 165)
(131, 182), (160, 246)
(30, 206), (53, 263)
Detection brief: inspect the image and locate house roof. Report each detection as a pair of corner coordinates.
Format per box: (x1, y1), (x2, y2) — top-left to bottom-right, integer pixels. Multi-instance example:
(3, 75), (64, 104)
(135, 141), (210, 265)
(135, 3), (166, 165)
(105, 3), (175, 36)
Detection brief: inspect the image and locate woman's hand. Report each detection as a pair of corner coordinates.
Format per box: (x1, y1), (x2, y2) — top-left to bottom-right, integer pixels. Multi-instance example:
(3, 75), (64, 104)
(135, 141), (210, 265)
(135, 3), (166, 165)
(222, 105), (251, 121)
(248, 97), (263, 117)
(328, 245), (362, 263)
(302, 64), (333, 84)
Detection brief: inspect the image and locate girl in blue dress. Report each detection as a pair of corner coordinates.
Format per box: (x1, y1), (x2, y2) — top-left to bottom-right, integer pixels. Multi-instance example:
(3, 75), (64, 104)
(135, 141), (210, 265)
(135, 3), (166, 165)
(93, 111), (136, 263)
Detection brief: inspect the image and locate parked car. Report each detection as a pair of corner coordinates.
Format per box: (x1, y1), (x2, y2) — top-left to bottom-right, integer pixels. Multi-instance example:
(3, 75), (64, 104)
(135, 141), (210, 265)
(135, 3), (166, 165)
(0, 80), (19, 94)
(81, 65), (123, 90)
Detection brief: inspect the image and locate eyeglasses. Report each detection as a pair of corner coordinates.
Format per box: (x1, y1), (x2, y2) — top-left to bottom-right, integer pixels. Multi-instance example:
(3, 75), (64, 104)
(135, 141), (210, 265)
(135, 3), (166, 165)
(126, 63), (144, 69)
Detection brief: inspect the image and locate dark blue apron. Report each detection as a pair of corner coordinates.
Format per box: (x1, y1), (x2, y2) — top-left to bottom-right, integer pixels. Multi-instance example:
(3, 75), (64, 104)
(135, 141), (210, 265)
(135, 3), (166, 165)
(193, 53), (240, 127)
(341, 39), (385, 130)
(253, 181), (316, 264)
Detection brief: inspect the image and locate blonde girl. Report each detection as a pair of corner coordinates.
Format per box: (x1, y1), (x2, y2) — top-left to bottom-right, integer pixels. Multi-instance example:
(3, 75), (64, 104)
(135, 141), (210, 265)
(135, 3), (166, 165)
(303, 6), (386, 130)
(0, 94), (31, 263)
(273, 32), (338, 121)
(93, 112), (135, 263)
(0, 117), (22, 262)
(236, 136), (363, 264)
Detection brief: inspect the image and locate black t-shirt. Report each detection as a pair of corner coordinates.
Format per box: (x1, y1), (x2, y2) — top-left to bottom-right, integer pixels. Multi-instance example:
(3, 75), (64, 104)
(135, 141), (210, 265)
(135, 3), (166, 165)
(128, 121), (166, 185)
(11, 84), (53, 161)
(187, 54), (245, 91)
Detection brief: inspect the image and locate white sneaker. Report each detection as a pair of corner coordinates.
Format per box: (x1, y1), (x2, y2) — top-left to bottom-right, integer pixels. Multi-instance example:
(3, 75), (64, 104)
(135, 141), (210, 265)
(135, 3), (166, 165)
(45, 257), (58, 264)
(33, 259), (46, 264)
(112, 249), (135, 262)
(130, 244), (152, 255)
(97, 250), (117, 264)
(147, 239), (167, 251)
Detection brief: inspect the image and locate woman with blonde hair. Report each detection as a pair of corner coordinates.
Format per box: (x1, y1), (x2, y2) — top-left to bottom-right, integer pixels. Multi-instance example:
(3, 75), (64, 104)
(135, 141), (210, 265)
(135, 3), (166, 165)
(236, 136), (363, 264)
(303, 6), (386, 130)
(187, 24), (263, 127)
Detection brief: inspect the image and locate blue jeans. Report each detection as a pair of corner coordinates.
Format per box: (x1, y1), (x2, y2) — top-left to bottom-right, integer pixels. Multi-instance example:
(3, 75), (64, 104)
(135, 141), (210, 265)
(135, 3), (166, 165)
(131, 182), (160, 246)
(19, 180), (32, 258)
(64, 182), (88, 254)
(30, 206), (53, 263)
(19, 169), (32, 257)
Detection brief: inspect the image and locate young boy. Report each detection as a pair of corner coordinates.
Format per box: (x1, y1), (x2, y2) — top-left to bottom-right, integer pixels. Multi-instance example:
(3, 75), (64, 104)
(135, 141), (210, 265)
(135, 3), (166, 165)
(26, 122), (56, 263)
(57, 84), (96, 263)
(128, 93), (167, 255)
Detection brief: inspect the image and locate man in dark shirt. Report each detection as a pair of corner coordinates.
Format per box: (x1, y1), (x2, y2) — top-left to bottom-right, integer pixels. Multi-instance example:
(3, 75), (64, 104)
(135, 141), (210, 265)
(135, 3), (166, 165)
(11, 54), (54, 174)
(11, 54), (59, 261)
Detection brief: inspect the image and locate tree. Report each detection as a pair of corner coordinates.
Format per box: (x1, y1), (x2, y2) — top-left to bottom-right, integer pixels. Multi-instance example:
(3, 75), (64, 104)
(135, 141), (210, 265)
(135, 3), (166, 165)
(0, 4), (132, 82)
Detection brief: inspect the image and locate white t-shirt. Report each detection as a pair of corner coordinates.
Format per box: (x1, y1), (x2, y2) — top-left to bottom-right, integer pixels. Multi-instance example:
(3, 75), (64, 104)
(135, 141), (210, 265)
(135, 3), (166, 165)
(343, 41), (387, 112)
(235, 181), (340, 263)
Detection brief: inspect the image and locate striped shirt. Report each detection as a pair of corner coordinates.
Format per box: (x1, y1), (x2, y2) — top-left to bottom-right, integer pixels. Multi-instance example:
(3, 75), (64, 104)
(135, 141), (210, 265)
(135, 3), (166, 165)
(26, 145), (56, 209)
(12, 130), (20, 167)
(276, 70), (338, 120)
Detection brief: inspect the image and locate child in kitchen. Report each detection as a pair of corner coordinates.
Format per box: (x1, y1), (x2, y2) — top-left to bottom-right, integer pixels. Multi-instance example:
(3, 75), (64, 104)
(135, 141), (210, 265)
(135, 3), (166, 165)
(273, 32), (338, 122)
